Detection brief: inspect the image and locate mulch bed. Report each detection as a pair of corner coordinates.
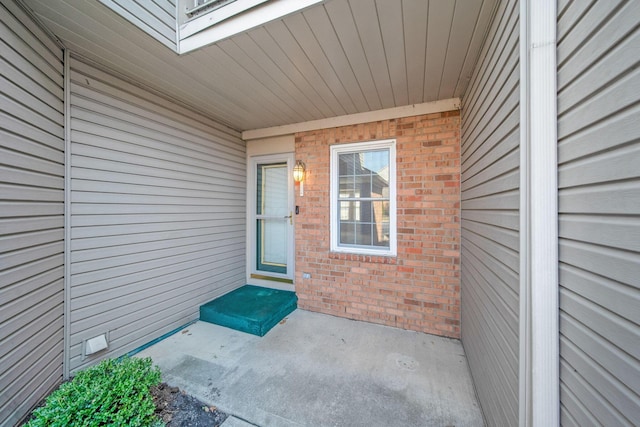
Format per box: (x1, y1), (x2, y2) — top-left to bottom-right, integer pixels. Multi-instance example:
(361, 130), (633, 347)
(22, 381), (227, 426)
(151, 382), (228, 427)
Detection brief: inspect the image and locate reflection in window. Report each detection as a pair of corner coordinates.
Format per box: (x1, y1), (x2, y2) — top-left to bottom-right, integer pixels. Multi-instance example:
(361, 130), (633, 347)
(332, 144), (395, 254)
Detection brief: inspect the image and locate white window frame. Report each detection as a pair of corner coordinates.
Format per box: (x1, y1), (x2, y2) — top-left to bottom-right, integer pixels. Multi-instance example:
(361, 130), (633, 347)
(330, 139), (397, 257)
(179, 0), (322, 53)
(185, 0), (267, 22)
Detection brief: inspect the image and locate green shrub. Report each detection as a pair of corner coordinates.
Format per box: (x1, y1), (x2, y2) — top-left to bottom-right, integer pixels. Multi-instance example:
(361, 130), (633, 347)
(26, 356), (162, 427)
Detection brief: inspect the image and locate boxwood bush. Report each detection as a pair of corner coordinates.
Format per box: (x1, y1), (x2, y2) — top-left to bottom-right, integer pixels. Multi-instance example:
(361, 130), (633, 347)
(26, 356), (162, 427)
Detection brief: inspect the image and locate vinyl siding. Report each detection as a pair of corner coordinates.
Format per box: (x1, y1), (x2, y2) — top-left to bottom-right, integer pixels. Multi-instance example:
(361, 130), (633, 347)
(460, 0), (520, 425)
(67, 57), (246, 372)
(557, 1), (640, 425)
(0, 0), (65, 425)
(97, 0), (176, 50)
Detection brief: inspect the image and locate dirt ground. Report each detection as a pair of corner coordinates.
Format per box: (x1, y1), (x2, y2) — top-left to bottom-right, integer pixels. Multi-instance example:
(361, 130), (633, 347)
(151, 382), (228, 427)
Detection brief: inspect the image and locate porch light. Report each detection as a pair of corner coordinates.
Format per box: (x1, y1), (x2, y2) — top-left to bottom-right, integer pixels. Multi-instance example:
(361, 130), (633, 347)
(293, 160), (305, 196)
(293, 160), (305, 182)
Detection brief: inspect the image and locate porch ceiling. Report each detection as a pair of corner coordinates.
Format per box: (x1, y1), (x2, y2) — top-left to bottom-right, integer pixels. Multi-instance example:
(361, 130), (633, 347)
(22, 0), (497, 132)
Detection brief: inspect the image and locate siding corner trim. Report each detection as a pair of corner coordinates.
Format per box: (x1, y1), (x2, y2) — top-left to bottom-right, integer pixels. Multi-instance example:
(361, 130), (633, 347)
(63, 47), (72, 380)
(520, 1), (559, 426)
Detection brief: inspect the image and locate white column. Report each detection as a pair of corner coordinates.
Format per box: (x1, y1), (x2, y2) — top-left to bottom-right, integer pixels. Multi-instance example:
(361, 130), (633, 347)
(519, 1), (559, 426)
(63, 48), (72, 379)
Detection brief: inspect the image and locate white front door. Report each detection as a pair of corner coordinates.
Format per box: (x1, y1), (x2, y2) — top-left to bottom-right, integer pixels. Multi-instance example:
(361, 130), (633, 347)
(249, 154), (295, 281)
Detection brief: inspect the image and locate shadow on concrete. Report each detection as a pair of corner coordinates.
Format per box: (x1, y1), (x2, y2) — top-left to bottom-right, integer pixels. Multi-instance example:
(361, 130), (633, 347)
(138, 309), (484, 427)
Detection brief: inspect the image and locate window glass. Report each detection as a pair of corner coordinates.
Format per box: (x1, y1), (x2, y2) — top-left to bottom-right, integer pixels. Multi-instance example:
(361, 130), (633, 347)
(331, 141), (396, 256)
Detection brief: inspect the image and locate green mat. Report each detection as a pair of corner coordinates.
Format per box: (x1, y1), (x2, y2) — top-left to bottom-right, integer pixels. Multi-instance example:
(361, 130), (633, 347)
(200, 285), (297, 336)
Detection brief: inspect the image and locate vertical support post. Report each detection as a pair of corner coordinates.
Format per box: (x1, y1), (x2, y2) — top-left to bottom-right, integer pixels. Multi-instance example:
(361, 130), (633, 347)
(63, 49), (72, 379)
(520, 1), (559, 426)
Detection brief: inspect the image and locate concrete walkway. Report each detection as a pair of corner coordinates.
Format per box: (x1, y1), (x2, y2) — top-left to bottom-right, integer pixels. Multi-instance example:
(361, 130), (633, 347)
(138, 310), (484, 427)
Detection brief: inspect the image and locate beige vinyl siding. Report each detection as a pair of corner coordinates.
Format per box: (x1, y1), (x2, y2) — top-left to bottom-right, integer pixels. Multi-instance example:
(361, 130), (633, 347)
(97, 0), (176, 49)
(0, 0), (65, 425)
(67, 57), (246, 372)
(460, 0), (520, 425)
(557, 0), (640, 425)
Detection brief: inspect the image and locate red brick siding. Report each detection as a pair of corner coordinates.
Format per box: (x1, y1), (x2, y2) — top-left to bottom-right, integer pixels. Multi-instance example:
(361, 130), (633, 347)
(294, 111), (461, 338)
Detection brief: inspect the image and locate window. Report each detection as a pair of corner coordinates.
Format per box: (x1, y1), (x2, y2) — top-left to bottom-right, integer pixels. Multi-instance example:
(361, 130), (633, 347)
(179, 0), (323, 53)
(185, 0), (267, 20)
(330, 140), (396, 256)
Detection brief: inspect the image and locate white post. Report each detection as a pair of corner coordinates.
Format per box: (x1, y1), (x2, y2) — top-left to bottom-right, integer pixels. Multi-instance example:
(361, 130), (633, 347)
(63, 48), (72, 379)
(520, 1), (559, 426)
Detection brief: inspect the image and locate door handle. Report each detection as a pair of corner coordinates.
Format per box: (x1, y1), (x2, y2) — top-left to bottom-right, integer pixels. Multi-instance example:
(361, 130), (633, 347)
(284, 211), (292, 225)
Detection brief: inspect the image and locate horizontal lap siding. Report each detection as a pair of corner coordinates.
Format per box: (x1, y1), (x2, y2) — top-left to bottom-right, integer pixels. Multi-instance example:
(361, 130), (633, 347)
(68, 57), (246, 371)
(460, 0), (519, 425)
(97, 0), (176, 49)
(0, 1), (64, 425)
(557, 1), (640, 425)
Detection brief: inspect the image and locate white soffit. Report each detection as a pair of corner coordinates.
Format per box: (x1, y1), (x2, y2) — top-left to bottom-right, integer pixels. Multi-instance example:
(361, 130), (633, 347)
(179, 0), (323, 53)
(23, 0), (495, 132)
(242, 98), (461, 140)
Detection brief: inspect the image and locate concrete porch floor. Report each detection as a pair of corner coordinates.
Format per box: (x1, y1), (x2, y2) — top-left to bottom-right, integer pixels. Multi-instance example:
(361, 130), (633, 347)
(138, 310), (484, 427)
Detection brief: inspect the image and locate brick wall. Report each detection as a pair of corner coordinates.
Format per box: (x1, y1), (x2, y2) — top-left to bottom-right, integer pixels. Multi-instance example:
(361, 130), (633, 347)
(294, 111), (461, 338)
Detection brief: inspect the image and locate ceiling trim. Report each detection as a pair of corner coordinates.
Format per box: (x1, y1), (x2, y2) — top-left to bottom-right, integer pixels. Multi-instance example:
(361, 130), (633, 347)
(242, 98), (461, 140)
(179, 0), (323, 54)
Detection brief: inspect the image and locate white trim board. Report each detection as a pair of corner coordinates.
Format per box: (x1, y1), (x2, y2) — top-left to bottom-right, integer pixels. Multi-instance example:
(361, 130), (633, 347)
(519, 1), (559, 426)
(242, 98), (461, 140)
(179, 0), (323, 54)
(63, 47), (72, 380)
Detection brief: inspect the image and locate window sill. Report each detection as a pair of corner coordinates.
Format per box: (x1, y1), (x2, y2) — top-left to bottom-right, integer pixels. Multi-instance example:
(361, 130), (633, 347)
(329, 252), (397, 264)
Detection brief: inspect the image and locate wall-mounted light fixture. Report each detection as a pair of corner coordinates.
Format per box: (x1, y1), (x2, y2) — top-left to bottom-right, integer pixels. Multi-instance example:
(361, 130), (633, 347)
(293, 160), (306, 196)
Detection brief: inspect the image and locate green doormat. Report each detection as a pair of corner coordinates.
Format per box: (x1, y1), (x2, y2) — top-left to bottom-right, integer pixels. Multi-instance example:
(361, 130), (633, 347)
(200, 285), (297, 337)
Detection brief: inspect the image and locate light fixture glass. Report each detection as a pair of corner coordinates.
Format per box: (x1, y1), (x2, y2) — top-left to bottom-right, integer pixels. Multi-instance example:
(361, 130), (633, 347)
(293, 160), (306, 183)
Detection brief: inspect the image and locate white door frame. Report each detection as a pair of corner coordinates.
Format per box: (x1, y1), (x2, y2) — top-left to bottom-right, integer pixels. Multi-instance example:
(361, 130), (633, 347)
(247, 153), (295, 290)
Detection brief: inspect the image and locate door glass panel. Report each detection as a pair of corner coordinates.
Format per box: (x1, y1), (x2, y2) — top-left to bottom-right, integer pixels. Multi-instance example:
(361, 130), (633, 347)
(257, 164), (288, 217)
(257, 219), (287, 273)
(256, 162), (288, 275)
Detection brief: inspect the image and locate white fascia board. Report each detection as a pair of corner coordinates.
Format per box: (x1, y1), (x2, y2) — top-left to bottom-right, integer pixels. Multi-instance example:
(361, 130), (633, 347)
(179, 0), (323, 54)
(242, 98), (461, 140)
(181, 0), (269, 39)
(519, 1), (559, 426)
